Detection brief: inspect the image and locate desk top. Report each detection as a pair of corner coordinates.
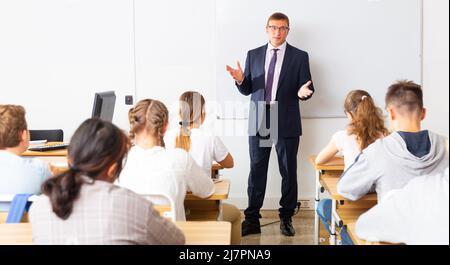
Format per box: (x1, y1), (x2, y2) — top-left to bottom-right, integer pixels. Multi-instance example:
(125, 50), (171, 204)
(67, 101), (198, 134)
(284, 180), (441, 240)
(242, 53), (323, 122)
(0, 223), (32, 245)
(186, 179), (230, 200)
(320, 175), (377, 201)
(309, 155), (344, 171)
(175, 221), (231, 245)
(346, 223), (390, 245)
(0, 221), (231, 245)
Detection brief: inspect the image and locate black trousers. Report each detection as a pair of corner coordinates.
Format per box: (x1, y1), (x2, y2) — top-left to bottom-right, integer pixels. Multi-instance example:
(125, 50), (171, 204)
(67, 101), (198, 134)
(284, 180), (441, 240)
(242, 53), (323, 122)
(244, 105), (300, 222)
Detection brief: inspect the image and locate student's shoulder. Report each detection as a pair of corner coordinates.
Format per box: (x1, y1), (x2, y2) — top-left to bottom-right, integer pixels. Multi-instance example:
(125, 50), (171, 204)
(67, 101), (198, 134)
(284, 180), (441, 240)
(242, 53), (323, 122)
(18, 157), (49, 176)
(332, 130), (348, 139)
(109, 182), (153, 207)
(162, 148), (192, 166)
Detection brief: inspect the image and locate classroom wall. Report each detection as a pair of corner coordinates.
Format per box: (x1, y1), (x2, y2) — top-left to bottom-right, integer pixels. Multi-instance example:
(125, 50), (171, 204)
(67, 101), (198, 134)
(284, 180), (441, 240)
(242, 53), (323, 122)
(422, 0), (449, 137)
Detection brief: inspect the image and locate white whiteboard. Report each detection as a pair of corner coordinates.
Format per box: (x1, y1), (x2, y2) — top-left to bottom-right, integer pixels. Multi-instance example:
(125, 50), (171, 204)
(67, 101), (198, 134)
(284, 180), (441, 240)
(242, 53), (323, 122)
(0, 0), (135, 138)
(133, 0), (218, 128)
(216, 0), (422, 118)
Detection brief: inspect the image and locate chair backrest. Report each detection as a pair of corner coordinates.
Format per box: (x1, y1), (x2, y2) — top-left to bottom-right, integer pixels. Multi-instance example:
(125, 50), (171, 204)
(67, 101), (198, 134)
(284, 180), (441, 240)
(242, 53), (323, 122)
(29, 129), (64, 142)
(0, 195), (37, 224)
(143, 193), (176, 222)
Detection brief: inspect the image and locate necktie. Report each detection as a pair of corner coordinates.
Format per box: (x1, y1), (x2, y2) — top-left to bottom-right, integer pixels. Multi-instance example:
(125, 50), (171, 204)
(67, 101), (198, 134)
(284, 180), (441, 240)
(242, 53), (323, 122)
(265, 48), (279, 104)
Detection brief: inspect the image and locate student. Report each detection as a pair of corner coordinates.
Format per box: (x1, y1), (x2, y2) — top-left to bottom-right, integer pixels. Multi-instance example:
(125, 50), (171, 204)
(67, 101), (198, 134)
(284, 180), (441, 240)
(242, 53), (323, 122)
(119, 99), (215, 222)
(315, 90), (389, 169)
(166, 91), (241, 245)
(29, 118), (185, 245)
(356, 168), (449, 245)
(0, 105), (53, 211)
(338, 80), (449, 201)
(315, 90), (389, 245)
(166, 91), (234, 173)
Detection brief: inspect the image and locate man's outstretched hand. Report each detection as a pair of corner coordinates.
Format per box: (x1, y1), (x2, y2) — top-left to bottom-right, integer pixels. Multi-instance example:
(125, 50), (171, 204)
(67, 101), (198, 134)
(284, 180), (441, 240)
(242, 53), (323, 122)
(298, 81), (313, 99)
(226, 61), (244, 83)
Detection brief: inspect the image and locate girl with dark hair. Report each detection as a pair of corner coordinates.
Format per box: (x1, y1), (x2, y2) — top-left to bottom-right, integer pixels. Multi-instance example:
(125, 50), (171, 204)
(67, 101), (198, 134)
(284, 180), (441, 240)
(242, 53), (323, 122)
(29, 118), (185, 245)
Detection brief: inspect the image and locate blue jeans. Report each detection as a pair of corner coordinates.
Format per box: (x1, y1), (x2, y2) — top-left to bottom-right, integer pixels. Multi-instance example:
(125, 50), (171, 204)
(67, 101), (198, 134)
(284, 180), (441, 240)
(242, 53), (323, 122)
(317, 199), (353, 245)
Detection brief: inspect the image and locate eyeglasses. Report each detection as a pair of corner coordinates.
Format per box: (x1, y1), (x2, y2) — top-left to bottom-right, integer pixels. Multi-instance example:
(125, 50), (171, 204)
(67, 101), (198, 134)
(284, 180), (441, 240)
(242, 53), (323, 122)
(267, 25), (290, 33)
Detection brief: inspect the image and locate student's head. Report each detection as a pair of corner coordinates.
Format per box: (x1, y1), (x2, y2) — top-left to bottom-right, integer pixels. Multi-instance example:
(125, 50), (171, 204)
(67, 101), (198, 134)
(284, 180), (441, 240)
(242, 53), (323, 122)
(385, 80), (425, 130)
(344, 90), (389, 150)
(266, 12), (290, 47)
(176, 91), (205, 151)
(42, 118), (130, 220)
(0, 105), (29, 153)
(128, 99), (169, 147)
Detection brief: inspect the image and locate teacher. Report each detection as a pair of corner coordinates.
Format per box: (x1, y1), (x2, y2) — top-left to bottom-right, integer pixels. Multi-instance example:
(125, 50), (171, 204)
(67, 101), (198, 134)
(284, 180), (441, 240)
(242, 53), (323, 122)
(226, 12), (314, 237)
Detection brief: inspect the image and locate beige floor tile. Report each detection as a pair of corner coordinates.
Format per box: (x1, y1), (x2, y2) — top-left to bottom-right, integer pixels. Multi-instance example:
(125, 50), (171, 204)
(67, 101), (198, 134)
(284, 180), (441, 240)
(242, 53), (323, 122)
(240, 210), (315, 245)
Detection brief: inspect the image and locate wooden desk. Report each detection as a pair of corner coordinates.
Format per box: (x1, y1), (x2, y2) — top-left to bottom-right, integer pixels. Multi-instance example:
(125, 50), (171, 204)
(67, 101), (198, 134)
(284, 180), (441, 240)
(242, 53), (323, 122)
(345, 223), (388, 245)
(175, 221), (231, 245)
(0, 223), (32, 245)
(0, 221), (231, 245)
(320, 176), (377, 202)
(309, 155), (344, 245)
(186, 179), (229, 201)
(185, 179), (230, 221)
(309, 155), (378, 245)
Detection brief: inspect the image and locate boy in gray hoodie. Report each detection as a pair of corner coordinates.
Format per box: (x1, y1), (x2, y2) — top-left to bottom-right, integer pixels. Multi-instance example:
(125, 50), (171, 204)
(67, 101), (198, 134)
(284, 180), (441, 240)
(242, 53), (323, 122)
(337, 80), (449, 202)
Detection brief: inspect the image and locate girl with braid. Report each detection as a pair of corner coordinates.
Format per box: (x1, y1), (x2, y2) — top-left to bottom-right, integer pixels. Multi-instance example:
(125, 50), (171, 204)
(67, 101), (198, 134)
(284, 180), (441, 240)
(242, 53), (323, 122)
(118, 99), (215, 222)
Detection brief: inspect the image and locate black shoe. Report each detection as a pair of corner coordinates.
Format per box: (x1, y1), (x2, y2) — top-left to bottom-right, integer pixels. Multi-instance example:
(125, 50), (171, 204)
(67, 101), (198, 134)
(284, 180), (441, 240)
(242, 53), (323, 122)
(280, 218), (295, 236)
(241, 220), (261, 236)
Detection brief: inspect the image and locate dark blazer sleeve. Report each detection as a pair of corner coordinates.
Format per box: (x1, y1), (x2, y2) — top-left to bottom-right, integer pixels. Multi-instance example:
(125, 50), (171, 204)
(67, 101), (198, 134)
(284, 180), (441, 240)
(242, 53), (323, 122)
(298, 52), (314, 101)
(236, 51), (252, 96)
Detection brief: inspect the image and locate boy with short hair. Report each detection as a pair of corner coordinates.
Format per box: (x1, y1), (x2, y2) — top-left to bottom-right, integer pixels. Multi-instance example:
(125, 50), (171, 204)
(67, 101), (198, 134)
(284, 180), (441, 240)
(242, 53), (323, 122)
(0, 105), (53, 210)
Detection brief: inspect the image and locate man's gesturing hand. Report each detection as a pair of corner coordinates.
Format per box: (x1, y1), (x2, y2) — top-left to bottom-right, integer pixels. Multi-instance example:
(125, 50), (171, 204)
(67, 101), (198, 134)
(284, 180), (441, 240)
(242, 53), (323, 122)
(298, 80), (313, 99)
(226, 61), (244, 83)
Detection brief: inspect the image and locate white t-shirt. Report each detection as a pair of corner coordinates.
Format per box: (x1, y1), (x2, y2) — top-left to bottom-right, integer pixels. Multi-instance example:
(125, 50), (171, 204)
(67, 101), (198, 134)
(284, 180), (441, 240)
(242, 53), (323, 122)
(332, 130), (360, 170)
(355, 168), (449, 245)
(118, 145), (215, 221)
(165, 128), (229, 175)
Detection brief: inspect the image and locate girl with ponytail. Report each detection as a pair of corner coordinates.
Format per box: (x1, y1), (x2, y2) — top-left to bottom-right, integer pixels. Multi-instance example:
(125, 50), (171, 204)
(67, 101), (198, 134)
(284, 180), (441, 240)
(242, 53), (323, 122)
(29, 118), (184, 245)
(119, 99), (215, 223)
(166, 91), (234, 173)
(315, 90), (389, 245)
(316, 90), (389, 169)
(165, 91), (240, 245)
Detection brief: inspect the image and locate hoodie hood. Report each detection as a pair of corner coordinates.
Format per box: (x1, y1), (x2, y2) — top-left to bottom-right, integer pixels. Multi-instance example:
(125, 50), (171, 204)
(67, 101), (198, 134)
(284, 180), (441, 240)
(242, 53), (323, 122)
(382, 131), (449, 176)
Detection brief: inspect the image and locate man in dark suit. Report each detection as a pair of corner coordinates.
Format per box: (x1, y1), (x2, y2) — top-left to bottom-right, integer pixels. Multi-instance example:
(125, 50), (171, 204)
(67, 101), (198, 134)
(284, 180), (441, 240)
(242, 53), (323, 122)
(226, 12), (314, 237)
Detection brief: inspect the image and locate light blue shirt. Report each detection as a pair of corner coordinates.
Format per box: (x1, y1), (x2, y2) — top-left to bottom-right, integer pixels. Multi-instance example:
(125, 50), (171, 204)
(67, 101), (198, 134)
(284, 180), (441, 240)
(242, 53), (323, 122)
(0, 150), (52, 211)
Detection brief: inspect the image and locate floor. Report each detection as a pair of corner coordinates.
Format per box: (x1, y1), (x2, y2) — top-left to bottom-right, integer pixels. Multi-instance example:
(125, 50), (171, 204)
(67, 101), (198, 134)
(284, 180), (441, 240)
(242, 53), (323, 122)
(240, 210), (315, 245)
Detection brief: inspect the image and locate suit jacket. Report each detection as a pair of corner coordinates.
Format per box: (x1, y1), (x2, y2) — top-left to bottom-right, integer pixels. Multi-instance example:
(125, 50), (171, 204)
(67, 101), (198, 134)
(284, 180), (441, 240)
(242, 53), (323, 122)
(236, 43), (314, 138)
